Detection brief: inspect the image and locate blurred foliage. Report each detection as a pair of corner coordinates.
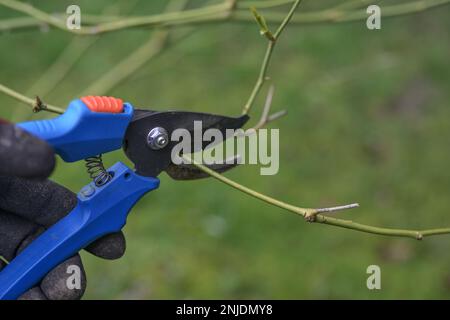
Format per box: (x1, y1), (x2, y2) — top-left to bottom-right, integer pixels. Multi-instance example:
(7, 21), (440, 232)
(1, 0), (450, 299)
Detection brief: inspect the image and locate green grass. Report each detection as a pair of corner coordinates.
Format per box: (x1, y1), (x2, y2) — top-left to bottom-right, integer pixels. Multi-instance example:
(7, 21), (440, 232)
(1, 0), (450, 299)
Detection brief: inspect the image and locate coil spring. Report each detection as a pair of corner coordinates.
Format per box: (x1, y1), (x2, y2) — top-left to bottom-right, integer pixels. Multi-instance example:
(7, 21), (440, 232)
(85, 155), (112, 187)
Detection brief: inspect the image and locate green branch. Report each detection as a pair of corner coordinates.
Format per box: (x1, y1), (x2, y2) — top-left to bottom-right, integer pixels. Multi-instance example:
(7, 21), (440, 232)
(183, 155), (450, 240)
(233, 0), (450, 24)
(242, 0), (302, 115)
(2, 0), (450, 242)
(238, 0), (296, 9)
(0, 0), (448, 33)
(0, 83), (64, 114)
(0, 0), (234, 35)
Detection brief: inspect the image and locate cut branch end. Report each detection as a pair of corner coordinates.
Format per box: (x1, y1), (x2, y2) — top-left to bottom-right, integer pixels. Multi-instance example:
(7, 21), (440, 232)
(305, 203), (360, 222)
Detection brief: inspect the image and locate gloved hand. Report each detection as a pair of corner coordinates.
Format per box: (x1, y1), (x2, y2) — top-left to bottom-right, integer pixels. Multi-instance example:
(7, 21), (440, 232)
(0, 122), (126, 300)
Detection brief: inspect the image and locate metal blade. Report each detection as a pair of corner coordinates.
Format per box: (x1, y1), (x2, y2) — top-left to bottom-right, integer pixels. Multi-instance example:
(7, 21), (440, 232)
(123, 110), (249, 178)
(165, 155), (241, 180)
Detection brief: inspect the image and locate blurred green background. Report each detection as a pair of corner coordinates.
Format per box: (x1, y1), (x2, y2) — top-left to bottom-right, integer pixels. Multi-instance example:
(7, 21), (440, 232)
(1, 0), (450, 299)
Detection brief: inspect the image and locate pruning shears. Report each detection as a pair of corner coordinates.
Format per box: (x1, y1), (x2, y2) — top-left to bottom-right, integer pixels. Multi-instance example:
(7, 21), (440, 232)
(0, 96), (248, 300)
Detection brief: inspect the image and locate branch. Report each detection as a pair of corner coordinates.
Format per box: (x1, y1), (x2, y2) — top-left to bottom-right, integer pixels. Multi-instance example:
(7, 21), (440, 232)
(233, 0), (450, 24)
(1, 0), (448, 33)
(238, 0), (296, 9)
(3, 0), (449, 242)
(3, 84), (448, 241)
(243, 85), (287, 135)
(0, 255), (8, 265)
(182, 153), (357, 219)
(332, 0), (374, 10)
(183, 155), (450, 240)
(254, 85), (285, 129)
(0, 0), (235, 35)
(0, 83), (64, 114)
(242, 0), (301, 116)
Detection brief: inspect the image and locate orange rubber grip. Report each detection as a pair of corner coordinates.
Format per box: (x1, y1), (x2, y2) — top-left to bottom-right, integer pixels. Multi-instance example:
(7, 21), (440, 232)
(81, 96), (124, 113)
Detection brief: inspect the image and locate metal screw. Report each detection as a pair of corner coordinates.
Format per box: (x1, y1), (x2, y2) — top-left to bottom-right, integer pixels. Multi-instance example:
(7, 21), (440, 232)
(147, 127), (169, 150)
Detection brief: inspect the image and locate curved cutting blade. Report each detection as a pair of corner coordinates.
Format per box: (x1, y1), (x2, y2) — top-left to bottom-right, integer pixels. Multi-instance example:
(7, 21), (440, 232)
(123, 110), (249, 178)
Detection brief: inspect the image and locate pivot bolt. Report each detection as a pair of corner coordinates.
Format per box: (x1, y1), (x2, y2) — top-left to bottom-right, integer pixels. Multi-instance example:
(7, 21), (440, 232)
(147, 127), (169, 150)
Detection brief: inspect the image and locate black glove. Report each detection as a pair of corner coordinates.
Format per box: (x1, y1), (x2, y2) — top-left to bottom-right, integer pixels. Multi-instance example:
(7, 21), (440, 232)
(0, 123), (126, 300)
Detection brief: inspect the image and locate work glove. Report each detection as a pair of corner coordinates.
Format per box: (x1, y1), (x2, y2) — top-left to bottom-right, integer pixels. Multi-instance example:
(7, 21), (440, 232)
(0, 122), (126, 300)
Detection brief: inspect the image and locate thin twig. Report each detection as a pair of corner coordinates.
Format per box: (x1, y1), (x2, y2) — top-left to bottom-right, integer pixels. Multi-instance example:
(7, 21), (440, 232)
(332, 0), (374, 10)
(251, 85), (287, 132)
(242, 0), (302, 115)
(1, 0), (447, 33)
(256, 85), (276, 128)
(0, 0), (234, 35)
(0, 83), (64, 114)
(266, 110), (287, 122)
(183, 155), (450, 240)
(235, 85), (287, 138)
(232, 0), (450, 24)
(0, 255), (9, 265)
(182, 154), (355, 218)
(315, 203), (360, 213)
(273, 0), (301, 38)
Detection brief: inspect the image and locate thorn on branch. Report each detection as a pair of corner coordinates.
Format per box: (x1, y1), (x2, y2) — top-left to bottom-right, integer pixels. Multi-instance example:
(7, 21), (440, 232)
(32, 95), (46, 113)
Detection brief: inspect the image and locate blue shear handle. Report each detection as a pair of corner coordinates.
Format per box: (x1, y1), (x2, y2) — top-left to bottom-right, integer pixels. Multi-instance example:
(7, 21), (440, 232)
(0, 162), (160, 300)
(17, 99), (134, 162)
